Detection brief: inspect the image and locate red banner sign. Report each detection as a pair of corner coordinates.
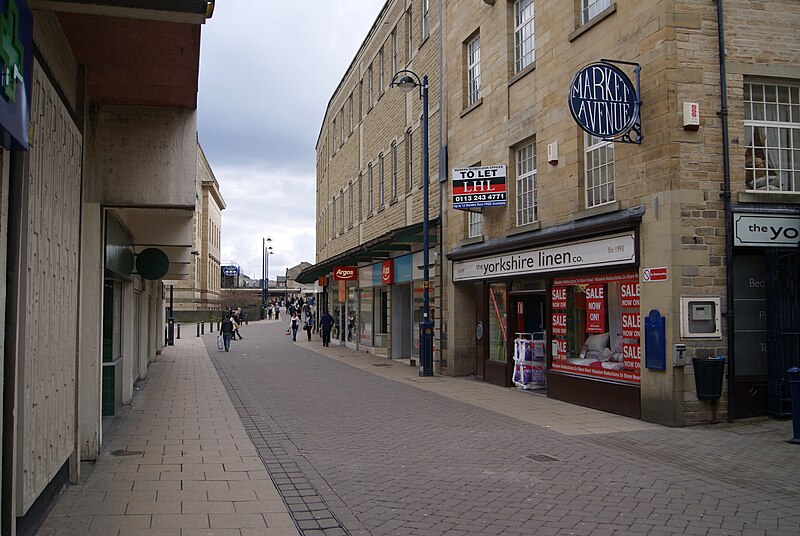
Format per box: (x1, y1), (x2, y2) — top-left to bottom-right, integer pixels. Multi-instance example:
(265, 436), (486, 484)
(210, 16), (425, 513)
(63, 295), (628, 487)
(585, 285), (606, 333)
(333, 266), (358, 281)
(381, 260), (393, 285)
(317, 276), (328, 287)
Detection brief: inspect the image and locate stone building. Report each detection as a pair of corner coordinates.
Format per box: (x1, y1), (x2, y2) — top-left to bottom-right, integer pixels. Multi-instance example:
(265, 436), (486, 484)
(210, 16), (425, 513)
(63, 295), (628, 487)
(302, 0), (799, 426)
(0, 1), (214, 532)
(168, 142), (226, 320)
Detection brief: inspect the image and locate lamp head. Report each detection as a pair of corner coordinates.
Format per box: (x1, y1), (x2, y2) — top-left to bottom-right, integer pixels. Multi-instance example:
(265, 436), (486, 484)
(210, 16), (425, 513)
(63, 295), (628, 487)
(396, 75), (418, 93)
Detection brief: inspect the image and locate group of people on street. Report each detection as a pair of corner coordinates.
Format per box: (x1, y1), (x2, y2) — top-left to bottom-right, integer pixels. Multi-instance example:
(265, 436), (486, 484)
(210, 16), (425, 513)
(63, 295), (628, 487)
(219, 306), (245, 352)
(216, 299), (338, 350)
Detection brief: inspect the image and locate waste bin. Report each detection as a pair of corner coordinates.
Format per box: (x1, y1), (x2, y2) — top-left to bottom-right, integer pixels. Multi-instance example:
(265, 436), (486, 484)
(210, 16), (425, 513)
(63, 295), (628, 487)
(692, 356), (725, 400)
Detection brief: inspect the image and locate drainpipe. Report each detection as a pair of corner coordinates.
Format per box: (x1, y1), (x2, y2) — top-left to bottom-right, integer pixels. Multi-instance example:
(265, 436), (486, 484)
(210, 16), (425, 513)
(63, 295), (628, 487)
(437, 0), (447, 373)
(716, 0), (735, 422)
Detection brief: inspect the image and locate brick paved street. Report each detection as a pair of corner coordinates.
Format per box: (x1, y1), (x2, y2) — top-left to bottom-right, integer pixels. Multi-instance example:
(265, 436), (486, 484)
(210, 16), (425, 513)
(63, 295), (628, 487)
(205, 320), (800, 536)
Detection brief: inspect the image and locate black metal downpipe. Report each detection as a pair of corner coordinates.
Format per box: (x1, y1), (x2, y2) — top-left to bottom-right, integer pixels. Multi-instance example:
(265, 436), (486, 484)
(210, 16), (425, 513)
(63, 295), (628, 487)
(716, 0), (735, 422)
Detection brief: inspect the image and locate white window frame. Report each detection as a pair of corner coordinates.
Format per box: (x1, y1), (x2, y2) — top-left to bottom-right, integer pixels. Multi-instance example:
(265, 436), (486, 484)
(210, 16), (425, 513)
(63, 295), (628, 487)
(468, 212), (483, 238)
(467, 35), (481, 107)
(744, 81), (800, 192)
(515, 141), (537, 226)
(514, 0), (535, 74)
(584, 133), (615, 208)
(581, 0), (611, 25)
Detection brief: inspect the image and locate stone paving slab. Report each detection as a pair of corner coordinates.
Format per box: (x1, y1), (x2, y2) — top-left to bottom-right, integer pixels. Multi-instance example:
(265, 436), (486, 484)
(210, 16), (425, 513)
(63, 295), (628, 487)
(37, 336), (300, 536)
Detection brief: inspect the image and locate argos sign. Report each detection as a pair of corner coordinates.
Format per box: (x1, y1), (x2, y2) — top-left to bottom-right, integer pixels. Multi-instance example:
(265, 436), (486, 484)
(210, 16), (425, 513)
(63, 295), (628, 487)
(333, 266), (358, 281)
(381, 260), (394, 285)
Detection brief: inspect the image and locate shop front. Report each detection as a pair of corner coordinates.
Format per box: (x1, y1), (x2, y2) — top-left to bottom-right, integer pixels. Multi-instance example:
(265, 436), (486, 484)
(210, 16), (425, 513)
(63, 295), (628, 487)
(731, 211), (800, 418)
(450, 208), (643, 418)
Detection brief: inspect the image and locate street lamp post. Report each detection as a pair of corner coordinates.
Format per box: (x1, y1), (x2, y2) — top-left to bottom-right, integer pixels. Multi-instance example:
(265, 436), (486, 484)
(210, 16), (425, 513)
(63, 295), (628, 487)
(262, 237), (272, 317)
(392, 70), (433, 377)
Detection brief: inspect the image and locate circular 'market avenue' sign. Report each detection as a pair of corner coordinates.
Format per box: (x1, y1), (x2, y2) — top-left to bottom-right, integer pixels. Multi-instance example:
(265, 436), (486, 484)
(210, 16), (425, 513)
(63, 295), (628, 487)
(568, 62), (638, 139)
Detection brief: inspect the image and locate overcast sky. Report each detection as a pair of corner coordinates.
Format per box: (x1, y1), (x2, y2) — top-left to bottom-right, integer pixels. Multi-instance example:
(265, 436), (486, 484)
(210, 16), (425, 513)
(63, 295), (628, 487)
(197, 1), (379, 281)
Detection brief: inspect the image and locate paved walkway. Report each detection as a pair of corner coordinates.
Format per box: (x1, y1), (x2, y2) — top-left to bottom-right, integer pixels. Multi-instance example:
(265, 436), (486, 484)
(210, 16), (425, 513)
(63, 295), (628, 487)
(37, 335), (300, 536)
(38, 320), (800, 536)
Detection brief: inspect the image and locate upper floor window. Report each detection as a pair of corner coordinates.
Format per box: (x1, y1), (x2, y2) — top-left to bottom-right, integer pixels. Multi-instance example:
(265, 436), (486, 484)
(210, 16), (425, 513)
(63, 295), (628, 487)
(468, 212), (483, 238)
(582, 0), (611, 25)
(406, 9), (413, 60)
(358, 173), (363, 221)
(406, 130), (414, 192)
(514, 0), (535, 73)
(379, 47), (385, 95)
(348, 183), (354, 227)
(422, 0), (430, 40)
(340, 108), (345, 146)
(368, 65), (374, 109)
(349, 94), (354, 133)
(744, 81), (800, 192)
(379, 153), (386, 207)
(332, 120), (337, 154)
(585, 133), (615, 208)
(467, 34), (481, 107)
(516, 140), (537, 226)
(340, 189), (345, 233)
(368, 163), (374, 213)
(391, 29), (398, 79)
(391, 142), (398, 200)
(332, 196), (337, 236)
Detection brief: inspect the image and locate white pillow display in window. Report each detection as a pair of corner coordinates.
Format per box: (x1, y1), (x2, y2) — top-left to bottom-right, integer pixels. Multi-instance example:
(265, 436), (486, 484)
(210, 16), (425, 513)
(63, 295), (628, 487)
(584, 332), (610, 352)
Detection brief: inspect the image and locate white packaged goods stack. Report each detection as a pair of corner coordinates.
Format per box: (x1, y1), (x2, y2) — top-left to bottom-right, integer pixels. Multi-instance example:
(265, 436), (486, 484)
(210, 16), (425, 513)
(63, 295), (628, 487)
(512, 333), (546, 390)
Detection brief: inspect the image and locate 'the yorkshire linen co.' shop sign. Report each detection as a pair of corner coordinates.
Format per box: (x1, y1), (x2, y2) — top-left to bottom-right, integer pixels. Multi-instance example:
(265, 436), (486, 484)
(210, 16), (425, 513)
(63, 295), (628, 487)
(452, 165), (507, 210)
(452, 232), (636, 282)
(734, 213), (800, 247)
(569, 61), (640, 142)
(0, 0), (33, 151)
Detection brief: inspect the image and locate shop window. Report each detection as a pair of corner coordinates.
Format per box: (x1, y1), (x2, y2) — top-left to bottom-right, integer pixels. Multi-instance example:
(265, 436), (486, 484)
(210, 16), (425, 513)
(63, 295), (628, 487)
(551, 273), (640, 384)
(744, 81), (800, 192)
(488, 283), (508, 362)
(360, 288), (373, 346)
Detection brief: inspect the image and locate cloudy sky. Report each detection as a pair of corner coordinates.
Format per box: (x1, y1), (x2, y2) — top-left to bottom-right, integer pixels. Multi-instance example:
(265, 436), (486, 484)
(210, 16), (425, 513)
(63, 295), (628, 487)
(197, 1), (379, 281)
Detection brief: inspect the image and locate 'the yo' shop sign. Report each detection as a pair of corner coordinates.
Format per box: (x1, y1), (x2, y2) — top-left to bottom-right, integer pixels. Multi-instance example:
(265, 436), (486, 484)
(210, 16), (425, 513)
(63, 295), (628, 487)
(569, 62), (639, 140)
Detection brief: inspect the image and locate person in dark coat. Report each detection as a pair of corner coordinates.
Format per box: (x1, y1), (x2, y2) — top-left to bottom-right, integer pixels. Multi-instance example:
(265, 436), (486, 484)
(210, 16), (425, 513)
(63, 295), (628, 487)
(319, 309), (335, 347)
(220, 315), (234, 351)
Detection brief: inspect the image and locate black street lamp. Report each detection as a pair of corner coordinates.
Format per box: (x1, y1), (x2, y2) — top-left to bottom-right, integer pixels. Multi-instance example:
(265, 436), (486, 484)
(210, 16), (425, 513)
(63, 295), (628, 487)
(391, 69), (433, 377)
(262, 237), (273, 316)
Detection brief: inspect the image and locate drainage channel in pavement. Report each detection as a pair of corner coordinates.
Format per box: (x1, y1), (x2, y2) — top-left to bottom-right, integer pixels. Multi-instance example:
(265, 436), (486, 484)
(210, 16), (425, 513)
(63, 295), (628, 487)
(209, 353), (350, 536)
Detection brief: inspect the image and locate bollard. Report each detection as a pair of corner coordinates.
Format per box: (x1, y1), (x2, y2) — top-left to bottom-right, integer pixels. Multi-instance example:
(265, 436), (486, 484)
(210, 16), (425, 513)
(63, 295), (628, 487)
(789, 367), (800, 444)
(196, 322), (200, 337)
(210, 320), (214, 333)
(245, 315), (249, 326)
(177, 324), (181, 339)
(201, 321), (205, 335)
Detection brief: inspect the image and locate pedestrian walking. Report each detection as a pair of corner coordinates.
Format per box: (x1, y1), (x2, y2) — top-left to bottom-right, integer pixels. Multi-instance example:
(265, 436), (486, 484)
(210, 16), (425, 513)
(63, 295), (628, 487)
(289, 312), (301, 342)
(220, 315), (234, 352)
(234, 307), (244, 339)
(320, 309), (335, 347)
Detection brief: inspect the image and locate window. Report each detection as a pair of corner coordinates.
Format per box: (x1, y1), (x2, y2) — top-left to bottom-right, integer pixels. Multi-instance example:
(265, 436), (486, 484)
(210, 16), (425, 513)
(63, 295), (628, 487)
(348, 183), (354, 227)
(468, 212), (483, 238)
(368, 65), (374, 108)
(340, 189), (345, 233)
(379, 47), (385, 95)
(340, 108), (345, 145)
(582, 0), (611, 25)
(422, 0), (430, 40)
(406, 130), (414, 192)
(349, 94), (354, 133)
(514, 0), (535, 73)
(585, 133), (615, 208)
(406, 9), (413, 60)
(332, 196), (337, 236)
(368, 164), (374, 213)
(379, 153), (386, 207)
(391, 29), (397, 79)
(516, 141), (537, 225)
(744, 81), (800, 192)
(467, 34), (481, 107)
(359, 80), (364, 118)
(332, 120), (337, 154)
(391, 142), (398, 200)
(358, 173), (363, 221)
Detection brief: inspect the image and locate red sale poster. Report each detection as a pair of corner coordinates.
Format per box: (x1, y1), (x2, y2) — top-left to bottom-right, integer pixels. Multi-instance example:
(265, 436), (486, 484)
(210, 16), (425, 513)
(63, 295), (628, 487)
(585, 285), (606, 333)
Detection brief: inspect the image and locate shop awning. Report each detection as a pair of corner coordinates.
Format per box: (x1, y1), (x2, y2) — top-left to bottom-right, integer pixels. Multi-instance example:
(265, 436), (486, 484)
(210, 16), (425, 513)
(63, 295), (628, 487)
(296, 218), (440, 284)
